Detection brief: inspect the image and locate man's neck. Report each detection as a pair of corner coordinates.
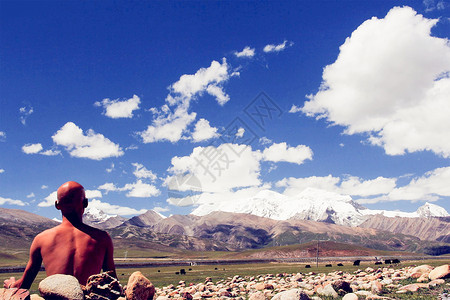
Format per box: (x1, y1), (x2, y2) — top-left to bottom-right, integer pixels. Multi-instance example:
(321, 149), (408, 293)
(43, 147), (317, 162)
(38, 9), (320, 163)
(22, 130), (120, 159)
(61, 213), (84, 227)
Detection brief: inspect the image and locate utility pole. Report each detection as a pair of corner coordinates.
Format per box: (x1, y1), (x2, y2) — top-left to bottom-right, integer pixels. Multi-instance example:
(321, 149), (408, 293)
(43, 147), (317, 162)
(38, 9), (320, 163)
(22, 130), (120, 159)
(316, 239), (319, 268)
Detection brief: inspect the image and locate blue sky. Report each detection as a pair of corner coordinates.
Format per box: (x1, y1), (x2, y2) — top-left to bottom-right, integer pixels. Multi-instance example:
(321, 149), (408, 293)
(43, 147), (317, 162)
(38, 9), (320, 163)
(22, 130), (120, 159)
(1, 0), (449, 220)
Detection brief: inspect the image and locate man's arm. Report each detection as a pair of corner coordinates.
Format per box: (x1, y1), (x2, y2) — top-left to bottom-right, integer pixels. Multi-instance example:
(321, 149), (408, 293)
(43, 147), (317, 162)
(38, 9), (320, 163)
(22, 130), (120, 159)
(4, 237), (42, 289)
(102, 233), (116, 278)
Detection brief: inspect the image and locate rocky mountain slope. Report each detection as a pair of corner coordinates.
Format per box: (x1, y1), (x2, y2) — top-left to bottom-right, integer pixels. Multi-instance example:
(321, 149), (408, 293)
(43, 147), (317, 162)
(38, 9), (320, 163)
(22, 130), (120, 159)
(359, 214), (450, 243)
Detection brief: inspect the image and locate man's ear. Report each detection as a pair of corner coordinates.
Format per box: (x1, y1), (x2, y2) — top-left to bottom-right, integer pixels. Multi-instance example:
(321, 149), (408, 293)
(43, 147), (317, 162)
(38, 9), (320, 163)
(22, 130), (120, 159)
(55, 201), (61, 210)
(83, 198), (88, 208)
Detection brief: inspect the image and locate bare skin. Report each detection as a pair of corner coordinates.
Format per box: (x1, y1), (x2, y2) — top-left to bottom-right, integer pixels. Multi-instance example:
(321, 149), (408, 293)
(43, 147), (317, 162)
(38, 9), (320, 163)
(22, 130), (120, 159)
(4, 181), (116, 289)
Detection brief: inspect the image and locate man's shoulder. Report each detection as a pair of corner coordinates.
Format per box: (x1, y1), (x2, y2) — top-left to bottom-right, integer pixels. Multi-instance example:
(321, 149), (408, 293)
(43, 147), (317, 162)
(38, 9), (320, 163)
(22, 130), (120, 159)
(82, 224), (112, 240)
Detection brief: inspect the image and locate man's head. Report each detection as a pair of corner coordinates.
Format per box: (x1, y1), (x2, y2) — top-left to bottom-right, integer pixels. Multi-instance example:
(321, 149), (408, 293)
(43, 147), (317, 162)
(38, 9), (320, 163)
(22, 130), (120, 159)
(56, 181), (88, 215)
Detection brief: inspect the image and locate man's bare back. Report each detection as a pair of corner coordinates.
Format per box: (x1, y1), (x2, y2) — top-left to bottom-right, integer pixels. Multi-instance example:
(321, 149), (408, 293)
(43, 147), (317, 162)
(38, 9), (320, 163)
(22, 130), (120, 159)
(4, 181), (116, 289)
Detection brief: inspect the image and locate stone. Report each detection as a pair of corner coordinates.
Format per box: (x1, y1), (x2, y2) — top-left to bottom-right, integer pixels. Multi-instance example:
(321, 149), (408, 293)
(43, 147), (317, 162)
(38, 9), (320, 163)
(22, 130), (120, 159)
(84, 271), (123, 300)
(38, 274), (84, 300)
(342, 293), (358, 300)
(317, 284), (338, 298)
(1, 288), (31, 300)
(417, 273), (429, 282)
(249, 291), (266, 300)
(271, 289), (311, 300)
(399, 284), (419, 292)
(371, 281), (383, 294)
(428, 279), (445, 286)
(30, 295), (44, 300)
(125, 271), (156, 300)
(429, 264), (450, 280)
(331, 280), (352, 296)
(410, 265), (433, 274)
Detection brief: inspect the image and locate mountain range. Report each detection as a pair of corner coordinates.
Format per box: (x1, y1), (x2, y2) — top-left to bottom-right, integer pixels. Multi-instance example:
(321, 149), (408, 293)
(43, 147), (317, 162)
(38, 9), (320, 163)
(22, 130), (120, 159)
(1, 188), (448, 256)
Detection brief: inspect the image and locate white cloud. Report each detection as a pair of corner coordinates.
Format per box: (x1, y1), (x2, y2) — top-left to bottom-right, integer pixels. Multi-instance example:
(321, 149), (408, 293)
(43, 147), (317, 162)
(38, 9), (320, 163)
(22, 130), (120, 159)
(0, 131), (5, 141)
(365, 166), (450, 203)
(0, 169), (4, 174)
(235, 46), (255, 58)
(277, 174), (397, 198)
(41, 185), (48, 189)
(40, 149), (61, 156)
(38, 191), (57, 207)
(423, 0), (446, 11)
(85, 189), (102, 199)
(191, 118), (219, 142)
(262, 142), (313, 165)
(153, 206), (170, 213)
(88, 199), (147, 216)
(132, 163), (157, 181)
(95, 94), (141, 119)
(263, 40), (293, 53)
(0, 196), (26, 206)
(300, 7), (450, 158)
(52, 122), (124, 160)
(26, 193), (35, 198)
(122, 180), (160, 198)
(288, 105), (302, 113)
(98, 180), (160, 198)
(167, 143), (262, 193)
(22, 143), (43, 154)
(19, 105), (33, 125)
(138, 58), (235, 143)
(236, 128), (245, 138)
(259, 137), (272, 145)
(106, 163), (115, 173)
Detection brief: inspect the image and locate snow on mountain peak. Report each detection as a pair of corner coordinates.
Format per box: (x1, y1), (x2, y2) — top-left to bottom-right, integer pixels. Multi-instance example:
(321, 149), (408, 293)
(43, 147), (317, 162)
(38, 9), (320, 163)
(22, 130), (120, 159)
(84, 207), (115, 223)
(416, 202), (449, 218)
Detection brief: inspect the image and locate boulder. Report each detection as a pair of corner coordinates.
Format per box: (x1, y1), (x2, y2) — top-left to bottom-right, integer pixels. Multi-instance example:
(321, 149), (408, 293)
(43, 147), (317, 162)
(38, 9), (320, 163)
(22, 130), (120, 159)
(271, 289), (311, 300)
(428, 264), (450, 280)
(399, 284), (419, 292)
(0, 288), (30, 300)
(84, 271), (123, 300)
(317, 284), (338, 298)
(249, 291), (267, 300)
(125, 271), (155, 300)
(331, 280), (352, 296)
(428, 279), (445, 287)
(410, 265), (433, 274)
(370, 281), (383, 294)
(39, 274), (84, 300)
(342, 293), (358, 300)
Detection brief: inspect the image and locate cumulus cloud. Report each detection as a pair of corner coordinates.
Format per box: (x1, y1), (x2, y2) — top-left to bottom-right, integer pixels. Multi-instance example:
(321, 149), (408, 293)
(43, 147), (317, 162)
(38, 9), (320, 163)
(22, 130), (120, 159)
(19, 105), (33, 125)
(167, 143), (262, 193)
(0, 196), (26, 206)
(0, 131), (5, 141)
(138, 58), (235, 143)
(360, 166), (450, 204)
(26, 193), (35, 198)
(263, 40), (293, 53)
(38, 191), (57, 207)
(235, 46), (255, 58)
(277, 174), (397, 198)
(191, 118), (219, 142)
(259, 137), (272, 145)
(52, 122), (124, 160)
(88, 199), (147, 216)
(95, 94), (141, 119)
(132, 163), (157, 181)
(299, 7), (450, 157)
(98, 180), (160, 198)
(22, 143), (43, 154)
(0, 169), (4, 174)
(85, 189), (102, 199)
(262, 142), (313, 165)
(41, 185), (48, 189)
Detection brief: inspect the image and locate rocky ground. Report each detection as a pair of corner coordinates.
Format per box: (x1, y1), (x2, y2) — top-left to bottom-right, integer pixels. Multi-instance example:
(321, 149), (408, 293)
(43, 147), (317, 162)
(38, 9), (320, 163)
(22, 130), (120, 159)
(2, 264), (449, 299)
(153, 264), (450, 300)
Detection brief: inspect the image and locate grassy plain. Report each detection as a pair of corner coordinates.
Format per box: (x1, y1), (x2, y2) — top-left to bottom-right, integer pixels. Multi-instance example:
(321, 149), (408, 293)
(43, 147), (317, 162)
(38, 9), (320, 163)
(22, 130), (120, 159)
(2, 259), (449, 297)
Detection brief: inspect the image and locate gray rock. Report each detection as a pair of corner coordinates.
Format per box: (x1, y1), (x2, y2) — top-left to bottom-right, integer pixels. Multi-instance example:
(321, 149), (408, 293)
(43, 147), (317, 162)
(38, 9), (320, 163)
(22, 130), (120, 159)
(39, 274), (84, 300)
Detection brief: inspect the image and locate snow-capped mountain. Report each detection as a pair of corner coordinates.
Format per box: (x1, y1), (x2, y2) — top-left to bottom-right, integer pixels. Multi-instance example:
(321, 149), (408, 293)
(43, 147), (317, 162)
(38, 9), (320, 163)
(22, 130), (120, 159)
(83, 207), (127, 229)
(191, 188), (449, 227)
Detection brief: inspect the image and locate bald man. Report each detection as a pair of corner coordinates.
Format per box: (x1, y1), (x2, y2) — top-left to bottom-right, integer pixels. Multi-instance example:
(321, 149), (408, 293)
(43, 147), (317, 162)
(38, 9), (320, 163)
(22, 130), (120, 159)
(4, 181), (116, 290)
